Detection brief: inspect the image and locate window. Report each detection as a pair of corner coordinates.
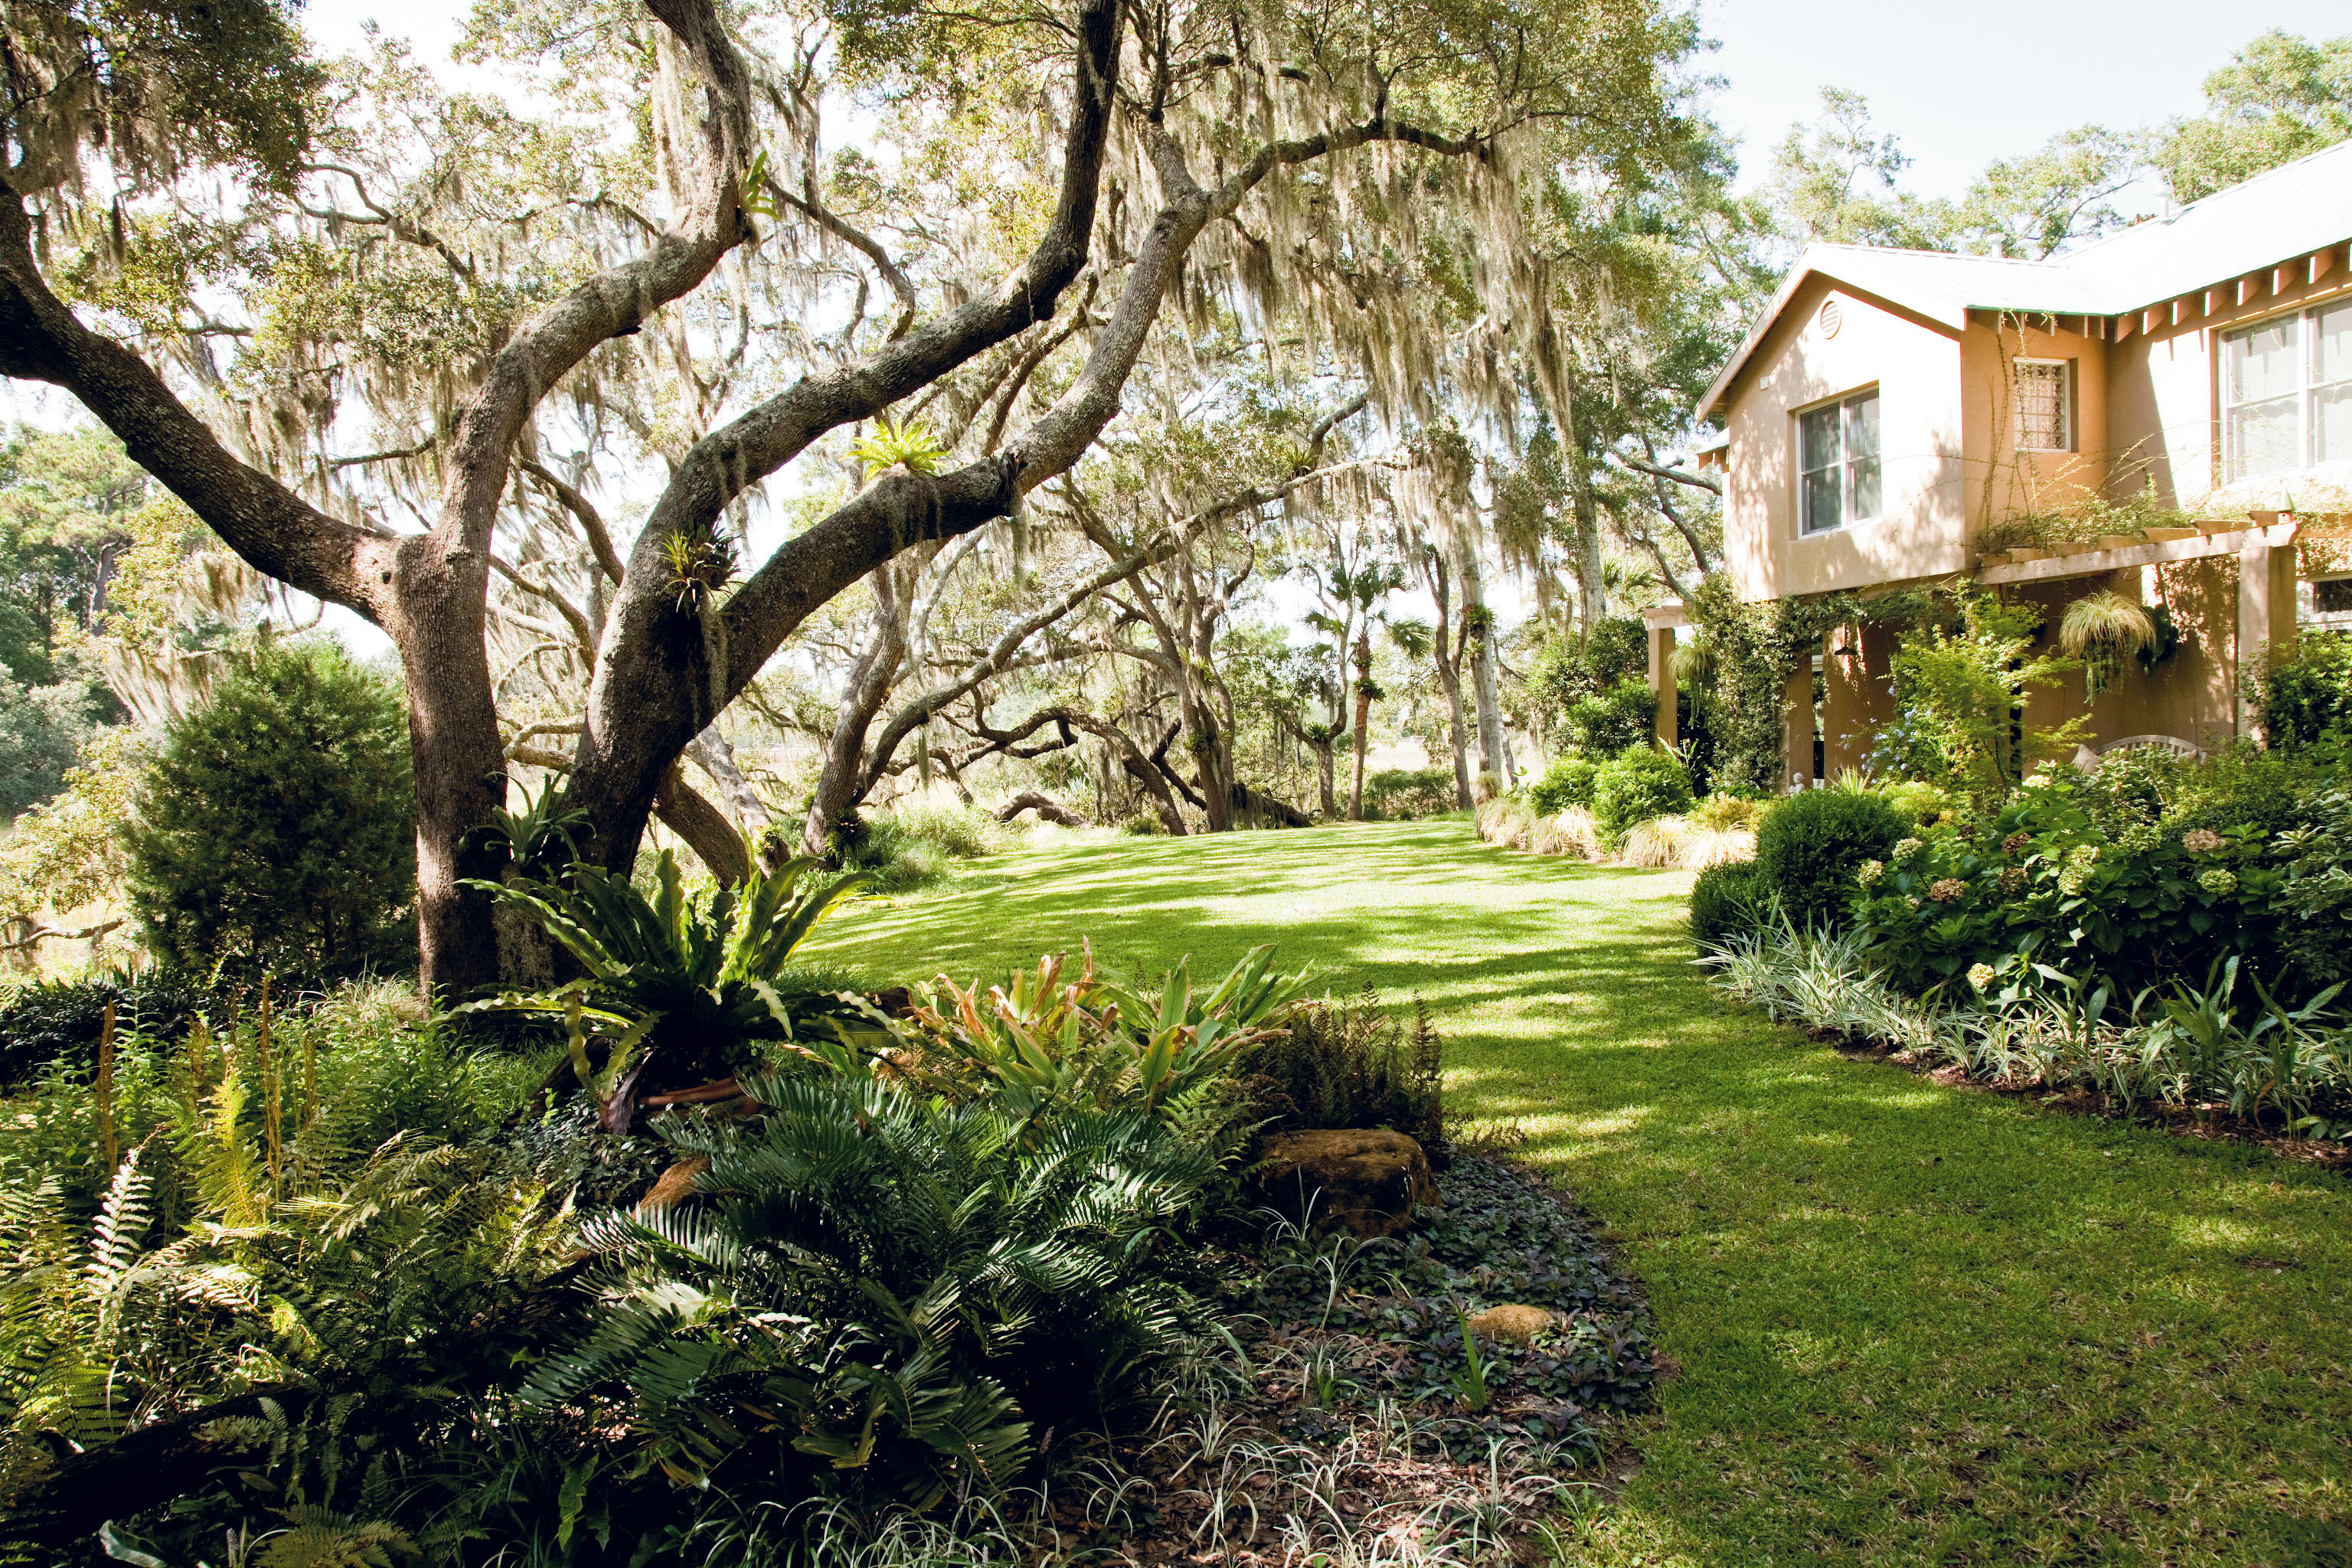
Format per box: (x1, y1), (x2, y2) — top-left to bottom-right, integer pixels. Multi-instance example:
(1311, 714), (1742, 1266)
(1798, 389), (1880, 534)
(2223, 299), (2352, 482)
(2014, 359), (2071, 450)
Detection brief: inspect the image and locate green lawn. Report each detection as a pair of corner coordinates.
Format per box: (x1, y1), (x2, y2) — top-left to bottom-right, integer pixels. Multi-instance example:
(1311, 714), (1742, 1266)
(801, 818), (2352, 1566)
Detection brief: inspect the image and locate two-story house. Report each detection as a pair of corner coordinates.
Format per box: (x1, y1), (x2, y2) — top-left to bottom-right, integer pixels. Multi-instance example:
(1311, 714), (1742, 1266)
(1655, 137), (2352, 786)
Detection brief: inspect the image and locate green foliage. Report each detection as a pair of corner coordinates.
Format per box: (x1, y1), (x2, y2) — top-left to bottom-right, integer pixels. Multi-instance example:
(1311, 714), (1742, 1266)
(1235, 989), (1445, 1154)
(1755, 789), (1903, 933)
(849, 417), (949, 476)
(2150, 28), (2352, 202)
(1590, 746), (1694, 842)
(123, 641), (414, 976)
(1527, 619), (1647, 719)
(0, 970), (204, 1089)
(1707, 923), (2352, 1139)
(0, 667), (96, 814)
(1851, 750), (2351, 1000)
(1361, 767), (1456, 820)
(2258, 631), (2352, 752)
(466, 849), (880, 1129)
(525, 1064), (1230, 1508)
(1563, 676), (1658, 757)
(841, 803), (1004, 890)
(2, 0), (325, 194)
(1690, 858), (1774, 949)
(1528, 753), (1600, 815)
(1870, 590), (2083, 800)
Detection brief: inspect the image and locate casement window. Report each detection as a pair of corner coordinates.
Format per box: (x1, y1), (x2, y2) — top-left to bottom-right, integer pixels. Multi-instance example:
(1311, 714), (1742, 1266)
(1798, 388), (1881, 534)
(2014, 358), (2072, 451)
(2222, 299), (2352, 482)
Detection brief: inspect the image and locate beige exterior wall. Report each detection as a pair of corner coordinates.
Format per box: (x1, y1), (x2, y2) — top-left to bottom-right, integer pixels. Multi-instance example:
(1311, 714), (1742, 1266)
(1958, 315), (2112, 533)
(1722, 276), (1968, 603)
(2105, 261), (2352, 511)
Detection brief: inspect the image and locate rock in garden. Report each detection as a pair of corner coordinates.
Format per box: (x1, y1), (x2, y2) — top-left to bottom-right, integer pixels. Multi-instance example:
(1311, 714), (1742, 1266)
(1256, 1129), (1440, 1239)
(1466, 1303), (1554, 1344)
(634, 1156), (710, 1215)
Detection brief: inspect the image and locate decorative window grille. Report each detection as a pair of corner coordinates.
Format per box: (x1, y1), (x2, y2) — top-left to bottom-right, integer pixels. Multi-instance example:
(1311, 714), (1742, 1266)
(2223, 300), (2352, 482)
(1798, 389), (1880, 535)
(2014, 359), (2070, 451)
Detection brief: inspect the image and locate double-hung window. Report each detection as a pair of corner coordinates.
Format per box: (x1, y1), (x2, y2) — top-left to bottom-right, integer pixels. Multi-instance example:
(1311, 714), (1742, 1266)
(1799, 388), (1880, 534)
(2014, 358), (2071, 450)
(2223, 299), (2352, 482)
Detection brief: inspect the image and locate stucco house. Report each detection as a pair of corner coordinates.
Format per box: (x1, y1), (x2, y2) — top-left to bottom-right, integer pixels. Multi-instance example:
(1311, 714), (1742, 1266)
(1654, 138), (2352, 786)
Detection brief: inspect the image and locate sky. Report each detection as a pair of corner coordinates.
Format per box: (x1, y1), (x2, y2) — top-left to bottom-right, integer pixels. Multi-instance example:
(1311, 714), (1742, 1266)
(1699, 0), (2349, 201)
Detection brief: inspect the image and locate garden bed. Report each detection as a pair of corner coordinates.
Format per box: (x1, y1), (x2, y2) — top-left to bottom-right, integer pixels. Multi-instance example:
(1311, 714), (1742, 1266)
(934, 1151), (1657, 1565)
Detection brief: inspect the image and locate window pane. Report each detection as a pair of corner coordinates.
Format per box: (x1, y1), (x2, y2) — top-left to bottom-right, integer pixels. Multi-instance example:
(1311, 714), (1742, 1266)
(1801, 405), (1842, 469)
(2318, 302), (2352, 387)
(2014, 361), (2067, 449)
(1843, 392), (1880, 459)
(2318, 578), (2352, 615)
(2316, 383), (2352, 466)
(2227, 317), (2301, 404)
(1848, 455), (1881, 521)
(1802, 466), (1841, 532)
(2226, 395), (2301, 480)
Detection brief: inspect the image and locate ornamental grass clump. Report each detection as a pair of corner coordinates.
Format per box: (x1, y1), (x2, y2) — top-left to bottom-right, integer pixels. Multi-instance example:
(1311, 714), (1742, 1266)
(1530, 805), (1602, 858)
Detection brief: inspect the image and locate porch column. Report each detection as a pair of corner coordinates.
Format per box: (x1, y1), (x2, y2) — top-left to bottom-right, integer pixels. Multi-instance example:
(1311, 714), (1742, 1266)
(2236, 524), (2300, 737)
(1821, 623), (1870, 780)
(1648, 623), (1678, 748)
(1782, 659), (1817, 792)
(1642, 600), (1688, 752)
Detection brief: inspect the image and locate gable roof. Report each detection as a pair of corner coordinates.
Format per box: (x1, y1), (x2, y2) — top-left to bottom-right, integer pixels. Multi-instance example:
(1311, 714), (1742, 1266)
(1697, 137), (2352, 423)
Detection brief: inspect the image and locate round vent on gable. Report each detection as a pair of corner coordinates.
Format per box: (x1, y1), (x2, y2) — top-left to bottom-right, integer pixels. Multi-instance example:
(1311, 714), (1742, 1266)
(1818, 298), (1844, 338)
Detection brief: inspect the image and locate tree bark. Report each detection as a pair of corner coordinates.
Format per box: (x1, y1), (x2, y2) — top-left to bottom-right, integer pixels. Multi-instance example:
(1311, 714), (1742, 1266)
(997, 791), (1087, 827)
(1459, 531), (1516, 789)
(1348, 626), (1374, 820)
(1423, 550), (1475, 808)
(802, 565), (911, 857)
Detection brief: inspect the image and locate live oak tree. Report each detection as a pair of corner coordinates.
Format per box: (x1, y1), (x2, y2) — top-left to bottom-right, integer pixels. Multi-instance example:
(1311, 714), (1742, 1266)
(1, 0), (1697, 990)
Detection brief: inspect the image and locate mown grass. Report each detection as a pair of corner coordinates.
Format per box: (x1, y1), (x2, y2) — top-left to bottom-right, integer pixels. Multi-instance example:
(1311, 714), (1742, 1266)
(800, 817), (2352, 1567)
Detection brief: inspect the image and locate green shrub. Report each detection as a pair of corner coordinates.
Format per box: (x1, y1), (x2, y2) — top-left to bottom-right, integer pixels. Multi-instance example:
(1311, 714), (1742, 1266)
(1756, 789), (1903, 932)
(1590, 746), (1694, 841)
(1363, 767), (1457, 819)
(0, 969), (207, 1087)
(838, 802), (1006, 890)
(1690, 859), (1774, 948)
(2259, 631), (2352, 750)
(1529, 754), (1600, 815)
(1563, 676), (1658, 756)
(1528, 619), (1647, 720)
(123, 640), (415, 975)
(1234, 988), (1445, 1156)
(1853, 760), (2347, 999)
